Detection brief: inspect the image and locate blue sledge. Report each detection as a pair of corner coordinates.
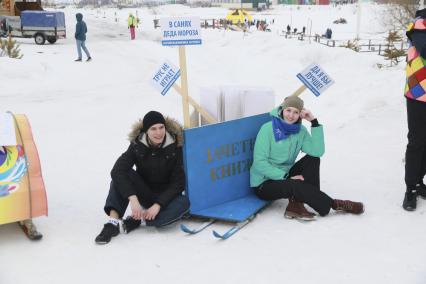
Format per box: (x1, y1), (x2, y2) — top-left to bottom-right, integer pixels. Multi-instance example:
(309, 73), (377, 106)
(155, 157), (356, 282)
(182, 113), (270, 239)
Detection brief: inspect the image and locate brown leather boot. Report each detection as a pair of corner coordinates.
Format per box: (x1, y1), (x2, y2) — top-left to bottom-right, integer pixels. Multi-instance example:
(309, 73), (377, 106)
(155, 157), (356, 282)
(284, 198), (316, 221)
(332, 199), (364, 214)
(18, 219), (43, 240)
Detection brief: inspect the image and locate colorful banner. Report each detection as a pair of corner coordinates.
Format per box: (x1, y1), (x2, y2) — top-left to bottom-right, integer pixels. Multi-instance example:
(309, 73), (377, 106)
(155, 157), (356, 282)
(0, 114), (48, 225)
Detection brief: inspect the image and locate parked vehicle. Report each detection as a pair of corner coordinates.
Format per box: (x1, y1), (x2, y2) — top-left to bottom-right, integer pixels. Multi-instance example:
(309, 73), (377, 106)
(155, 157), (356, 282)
(0, 10), (66, 44)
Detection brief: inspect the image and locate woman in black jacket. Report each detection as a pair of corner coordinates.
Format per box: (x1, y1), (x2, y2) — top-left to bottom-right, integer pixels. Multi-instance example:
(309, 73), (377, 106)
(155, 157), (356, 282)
(95, 111), (189, 244)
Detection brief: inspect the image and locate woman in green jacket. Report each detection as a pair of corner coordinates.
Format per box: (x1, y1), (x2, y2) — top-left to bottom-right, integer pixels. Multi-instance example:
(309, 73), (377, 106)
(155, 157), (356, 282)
(250, 96), (364, 220)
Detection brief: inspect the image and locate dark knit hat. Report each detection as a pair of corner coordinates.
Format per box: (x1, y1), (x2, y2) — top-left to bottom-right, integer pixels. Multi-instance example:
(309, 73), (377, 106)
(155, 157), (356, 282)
(281, 96), (304, 111)
(416, 8), (426, 18)
(142, 111), (165, 132)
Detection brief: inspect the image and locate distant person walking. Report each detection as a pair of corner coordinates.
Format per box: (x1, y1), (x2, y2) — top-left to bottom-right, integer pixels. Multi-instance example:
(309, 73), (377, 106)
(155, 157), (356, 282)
(74, 13), (91, 62)
(0, 18), (10, 37)
(324, 28), (332, 39)
(244, 18), (249, 32)
(128, 13), (137, 40)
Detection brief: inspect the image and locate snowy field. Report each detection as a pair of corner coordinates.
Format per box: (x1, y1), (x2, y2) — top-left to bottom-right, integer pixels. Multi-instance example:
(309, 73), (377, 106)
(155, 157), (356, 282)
(1, 3), (423, 284)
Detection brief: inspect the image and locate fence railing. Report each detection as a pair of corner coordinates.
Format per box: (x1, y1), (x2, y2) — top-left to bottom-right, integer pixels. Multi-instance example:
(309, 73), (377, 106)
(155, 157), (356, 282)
(310, 36), (408, 56)
(313, 35), (336, 47)
(153, 18), (408, 58)
(357, 40), (409, 55)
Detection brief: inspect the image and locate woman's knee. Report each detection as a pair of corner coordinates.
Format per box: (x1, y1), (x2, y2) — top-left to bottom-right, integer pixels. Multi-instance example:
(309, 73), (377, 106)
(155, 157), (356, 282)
(305, 155), (320, 164)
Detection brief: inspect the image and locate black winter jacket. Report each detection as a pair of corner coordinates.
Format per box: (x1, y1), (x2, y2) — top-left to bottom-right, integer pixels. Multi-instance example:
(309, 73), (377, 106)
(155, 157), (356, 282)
(111, 117), (185, 207)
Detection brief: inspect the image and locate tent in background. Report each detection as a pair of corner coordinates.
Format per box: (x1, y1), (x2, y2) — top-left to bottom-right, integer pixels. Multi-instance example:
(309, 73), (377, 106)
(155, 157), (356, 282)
(225, 9), (253, 25)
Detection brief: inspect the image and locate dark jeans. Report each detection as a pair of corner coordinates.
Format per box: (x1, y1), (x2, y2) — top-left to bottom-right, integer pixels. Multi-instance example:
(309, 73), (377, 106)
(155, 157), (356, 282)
(405, 98), (426, 189)
(254, 155), (333, 216)
(104, 172), (190, 227)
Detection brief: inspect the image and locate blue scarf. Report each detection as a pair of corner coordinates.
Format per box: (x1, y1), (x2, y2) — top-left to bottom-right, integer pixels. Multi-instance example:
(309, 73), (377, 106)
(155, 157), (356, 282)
(272, 116), (301, 142)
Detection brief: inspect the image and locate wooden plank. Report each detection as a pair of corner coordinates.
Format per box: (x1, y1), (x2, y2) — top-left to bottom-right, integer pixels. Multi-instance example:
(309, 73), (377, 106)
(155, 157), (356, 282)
(291, 85), (307, 97)
(178, 46), (191, 129)
(172, 84), (217, 124)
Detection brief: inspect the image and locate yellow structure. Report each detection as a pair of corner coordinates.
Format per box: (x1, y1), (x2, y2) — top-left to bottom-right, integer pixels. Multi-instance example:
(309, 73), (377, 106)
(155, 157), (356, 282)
(225, 9), (253, 25)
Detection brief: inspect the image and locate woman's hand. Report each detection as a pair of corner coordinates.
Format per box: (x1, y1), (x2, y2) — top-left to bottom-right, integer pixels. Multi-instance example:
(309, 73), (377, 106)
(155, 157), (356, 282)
(144, 203), (161, 221)
(290, 175), (304, 181)
(129, 195), (145, 220)
(300, 109), (316, 122)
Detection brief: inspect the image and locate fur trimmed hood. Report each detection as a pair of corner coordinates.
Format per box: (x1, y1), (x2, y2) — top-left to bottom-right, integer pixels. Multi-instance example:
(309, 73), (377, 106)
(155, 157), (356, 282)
(128, 117), (184, 147)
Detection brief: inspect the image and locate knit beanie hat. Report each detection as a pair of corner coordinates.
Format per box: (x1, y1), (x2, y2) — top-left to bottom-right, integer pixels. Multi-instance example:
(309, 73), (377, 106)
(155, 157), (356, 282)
(142, 111), (165, 132)
(281, 96), (304, 112)
(416, 8), (426, 18)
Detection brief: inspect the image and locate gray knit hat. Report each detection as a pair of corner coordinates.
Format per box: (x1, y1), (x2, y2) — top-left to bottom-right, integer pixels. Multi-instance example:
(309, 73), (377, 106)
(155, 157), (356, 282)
(281, 96), (304, 111)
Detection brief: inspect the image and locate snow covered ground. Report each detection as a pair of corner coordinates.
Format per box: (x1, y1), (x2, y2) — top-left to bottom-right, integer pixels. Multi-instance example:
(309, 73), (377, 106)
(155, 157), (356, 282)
(1, 3), (422, 284)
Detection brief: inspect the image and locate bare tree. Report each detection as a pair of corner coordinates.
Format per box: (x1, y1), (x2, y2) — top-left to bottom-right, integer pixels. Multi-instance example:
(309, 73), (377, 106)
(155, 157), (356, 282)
(377, 0), (418, 31)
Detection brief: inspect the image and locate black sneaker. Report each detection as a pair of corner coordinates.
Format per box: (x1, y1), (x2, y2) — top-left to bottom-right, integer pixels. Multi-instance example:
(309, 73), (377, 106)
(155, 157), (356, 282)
(95, 223), (119, 244)
(416, 183), (426, 199)
(74, 58), (82, 62)
(122, 217), (141, 234)
(403, 190), (417, 211)
(86, 57), (92, 62)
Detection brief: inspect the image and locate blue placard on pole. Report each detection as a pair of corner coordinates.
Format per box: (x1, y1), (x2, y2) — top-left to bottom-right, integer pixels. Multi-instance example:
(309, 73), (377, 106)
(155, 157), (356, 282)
(151, 60), (181, 96)
(296, 63), (334, 97)
(183, 113), (270, 222)
(160, 17), (202, 46)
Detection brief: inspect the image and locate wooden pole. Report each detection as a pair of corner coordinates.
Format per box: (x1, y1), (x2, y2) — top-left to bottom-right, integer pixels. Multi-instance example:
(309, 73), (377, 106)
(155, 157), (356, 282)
(178, 45), (191, 128)
(291, 85), (307, 97)
(11, 0), (15, 15)
(172, 84), (217, 124)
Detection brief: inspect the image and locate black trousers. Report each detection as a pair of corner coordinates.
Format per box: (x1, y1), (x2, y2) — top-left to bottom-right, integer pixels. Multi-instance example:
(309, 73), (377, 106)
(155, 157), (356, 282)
(254, 155), (333, 216)
(405, 98), (426, 189)
(104, 170), (190, 227)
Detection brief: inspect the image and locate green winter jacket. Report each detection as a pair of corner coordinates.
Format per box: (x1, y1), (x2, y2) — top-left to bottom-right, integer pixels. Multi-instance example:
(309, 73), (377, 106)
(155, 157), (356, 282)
(250, 107), (325, 187)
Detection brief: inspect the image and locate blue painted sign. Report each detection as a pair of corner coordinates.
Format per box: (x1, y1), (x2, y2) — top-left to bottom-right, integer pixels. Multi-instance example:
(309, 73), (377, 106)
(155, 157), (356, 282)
(183, 113), (270, 222)
(151, 60), (181, 96)
(296, 63), (334, 97)
(160, 17), (202, 46)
